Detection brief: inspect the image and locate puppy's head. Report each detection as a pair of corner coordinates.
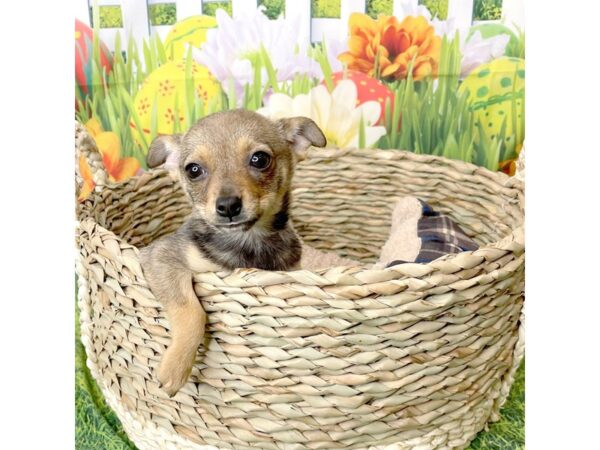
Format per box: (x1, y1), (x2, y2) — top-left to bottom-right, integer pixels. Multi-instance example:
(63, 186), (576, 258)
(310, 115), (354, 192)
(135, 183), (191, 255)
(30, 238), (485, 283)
(147, 110), (326, 230)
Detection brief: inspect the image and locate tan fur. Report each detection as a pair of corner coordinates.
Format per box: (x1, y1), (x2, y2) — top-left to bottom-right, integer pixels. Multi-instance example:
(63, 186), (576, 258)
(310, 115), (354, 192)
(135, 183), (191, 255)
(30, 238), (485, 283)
(140, 110), (326, 396)
(185, 246), (221, 273)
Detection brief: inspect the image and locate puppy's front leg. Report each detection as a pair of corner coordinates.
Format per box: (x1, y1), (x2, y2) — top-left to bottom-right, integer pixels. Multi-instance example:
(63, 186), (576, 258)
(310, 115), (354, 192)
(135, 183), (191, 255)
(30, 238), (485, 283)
(140, 237), (206, 397)
(158, 273), (205, 396)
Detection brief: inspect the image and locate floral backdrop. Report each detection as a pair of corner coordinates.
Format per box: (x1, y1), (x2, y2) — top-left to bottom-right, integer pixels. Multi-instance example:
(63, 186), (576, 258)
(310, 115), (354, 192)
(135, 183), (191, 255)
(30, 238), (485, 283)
(75, 0), (524, 202)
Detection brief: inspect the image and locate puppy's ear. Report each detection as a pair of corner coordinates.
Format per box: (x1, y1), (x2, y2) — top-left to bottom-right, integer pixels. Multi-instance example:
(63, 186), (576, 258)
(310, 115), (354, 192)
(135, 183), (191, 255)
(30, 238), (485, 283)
(147, 134), (182, 171)
(277, 117), (326, 160)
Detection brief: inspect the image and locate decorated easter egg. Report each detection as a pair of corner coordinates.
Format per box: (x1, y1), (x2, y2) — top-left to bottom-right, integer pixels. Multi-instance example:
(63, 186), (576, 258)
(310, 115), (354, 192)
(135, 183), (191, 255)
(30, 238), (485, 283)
(130, 61), (221, 148)
(327, 71), (394, 124)
(164, 15), (217, 60)
(75, 19), (112, 99)
(459, 57), (525, 156)
(468, 23), (520, 57)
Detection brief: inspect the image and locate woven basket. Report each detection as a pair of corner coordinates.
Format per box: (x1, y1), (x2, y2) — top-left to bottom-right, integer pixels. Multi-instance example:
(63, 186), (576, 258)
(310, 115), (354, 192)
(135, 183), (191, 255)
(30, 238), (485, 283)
(75, 122), (524, 450)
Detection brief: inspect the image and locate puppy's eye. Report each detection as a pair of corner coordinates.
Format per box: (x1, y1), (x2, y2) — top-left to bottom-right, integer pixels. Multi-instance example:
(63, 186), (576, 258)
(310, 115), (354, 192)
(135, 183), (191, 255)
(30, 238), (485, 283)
(249, 151), (271, 170)
(185, 163), (206, 180)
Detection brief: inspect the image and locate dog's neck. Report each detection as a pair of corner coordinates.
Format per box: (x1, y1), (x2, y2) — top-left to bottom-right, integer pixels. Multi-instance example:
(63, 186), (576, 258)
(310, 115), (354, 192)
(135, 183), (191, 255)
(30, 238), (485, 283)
(186, 201), (302, 271)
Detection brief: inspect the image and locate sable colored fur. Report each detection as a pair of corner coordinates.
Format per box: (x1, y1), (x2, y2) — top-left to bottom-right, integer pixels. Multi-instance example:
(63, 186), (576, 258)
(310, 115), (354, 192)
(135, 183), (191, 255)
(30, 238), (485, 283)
(139, 110), (326, 396)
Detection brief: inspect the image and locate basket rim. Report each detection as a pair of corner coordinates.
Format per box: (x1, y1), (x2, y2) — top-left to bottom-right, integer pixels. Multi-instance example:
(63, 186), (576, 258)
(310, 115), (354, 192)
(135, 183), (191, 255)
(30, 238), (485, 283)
(79, 215), (523, 288)
(77, 146), (524, 288)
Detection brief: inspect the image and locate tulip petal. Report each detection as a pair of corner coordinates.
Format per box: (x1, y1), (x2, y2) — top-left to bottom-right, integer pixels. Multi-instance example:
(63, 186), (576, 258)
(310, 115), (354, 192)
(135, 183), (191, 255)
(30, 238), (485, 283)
(112, 157), (141, 182)
(94, 132), (121, 174)
(348, 125), (387, 148)
(310, 84), (332, 132)
(357, 101), (382, 125)
(348, 35), (368, 57)
(264, 93), (295, 119)
(349, 13), (378, 36)
(292, 94), (312, 118)
(78, 181), (94, 202)
(331, 80), (358, 112)
(78, 155), (95, 201)
(381, 63), (400, 78)
(84, 118), (103, 138)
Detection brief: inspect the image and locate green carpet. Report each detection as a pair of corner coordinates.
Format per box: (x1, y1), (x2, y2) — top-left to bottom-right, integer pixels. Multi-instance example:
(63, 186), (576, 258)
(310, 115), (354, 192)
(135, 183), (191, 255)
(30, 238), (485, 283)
(75, 301), (524, 450)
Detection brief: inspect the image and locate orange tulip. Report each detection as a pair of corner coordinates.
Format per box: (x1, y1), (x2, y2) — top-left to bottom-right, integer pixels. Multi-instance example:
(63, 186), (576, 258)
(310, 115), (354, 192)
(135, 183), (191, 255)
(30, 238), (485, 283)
(92, 132), (141, 182)
(85, 118), (141, 183)
(77, 155), (95, 202)
(77, 118), (141, 201)
(339, 13), (441, 81)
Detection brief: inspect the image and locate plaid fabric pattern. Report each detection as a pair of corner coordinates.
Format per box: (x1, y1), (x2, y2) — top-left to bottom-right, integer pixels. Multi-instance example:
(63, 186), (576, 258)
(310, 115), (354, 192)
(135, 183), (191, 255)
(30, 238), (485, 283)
(387, 201), (479, 267)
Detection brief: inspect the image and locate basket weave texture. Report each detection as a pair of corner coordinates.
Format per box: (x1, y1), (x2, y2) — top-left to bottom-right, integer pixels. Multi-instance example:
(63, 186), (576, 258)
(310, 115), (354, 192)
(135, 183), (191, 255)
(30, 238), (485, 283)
(75, 122), (525, 450)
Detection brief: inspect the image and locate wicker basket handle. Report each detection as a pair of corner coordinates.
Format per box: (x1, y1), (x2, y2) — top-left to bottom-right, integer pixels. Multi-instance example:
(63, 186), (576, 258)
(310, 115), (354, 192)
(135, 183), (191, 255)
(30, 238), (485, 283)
(75, 121), (109, 198)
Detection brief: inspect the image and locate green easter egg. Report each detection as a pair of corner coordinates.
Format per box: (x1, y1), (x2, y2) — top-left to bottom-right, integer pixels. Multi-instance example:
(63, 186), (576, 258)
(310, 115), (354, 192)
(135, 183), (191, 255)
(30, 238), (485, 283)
(459, 57), (525, 155)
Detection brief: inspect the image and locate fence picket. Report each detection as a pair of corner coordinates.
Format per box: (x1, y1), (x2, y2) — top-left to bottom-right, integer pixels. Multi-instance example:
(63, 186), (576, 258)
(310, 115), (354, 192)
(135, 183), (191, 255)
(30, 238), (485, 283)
(81, 0), (523, 54)
(120, 0), (150, 47)
(231, 0), (258, 18)
(502, 0), (525, 30)
(175, 0), (204, 21)
(340, 0), (366, 40)
(76, 0), (91, 26)
(447, 0), (474, 32)
(286, 0), (312, 48)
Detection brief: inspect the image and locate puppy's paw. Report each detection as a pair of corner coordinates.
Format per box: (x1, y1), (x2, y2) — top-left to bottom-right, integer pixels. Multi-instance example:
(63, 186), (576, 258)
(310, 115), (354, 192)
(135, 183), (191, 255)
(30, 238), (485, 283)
(157, 346), (195, 397)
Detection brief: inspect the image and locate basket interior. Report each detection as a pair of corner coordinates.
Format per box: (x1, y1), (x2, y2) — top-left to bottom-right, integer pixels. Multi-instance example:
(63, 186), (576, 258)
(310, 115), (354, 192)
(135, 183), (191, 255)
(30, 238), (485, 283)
(79, 150), (523, 264)
(291, 152), (522, 263)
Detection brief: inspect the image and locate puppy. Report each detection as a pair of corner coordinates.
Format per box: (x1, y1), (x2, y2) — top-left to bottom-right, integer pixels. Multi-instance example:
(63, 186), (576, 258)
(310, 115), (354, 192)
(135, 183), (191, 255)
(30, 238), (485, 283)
(139, 109), (327, 396)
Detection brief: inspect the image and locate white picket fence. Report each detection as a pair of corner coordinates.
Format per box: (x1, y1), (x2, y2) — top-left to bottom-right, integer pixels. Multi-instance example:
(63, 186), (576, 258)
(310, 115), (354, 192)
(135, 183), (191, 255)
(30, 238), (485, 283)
(76, 0), (524, 53)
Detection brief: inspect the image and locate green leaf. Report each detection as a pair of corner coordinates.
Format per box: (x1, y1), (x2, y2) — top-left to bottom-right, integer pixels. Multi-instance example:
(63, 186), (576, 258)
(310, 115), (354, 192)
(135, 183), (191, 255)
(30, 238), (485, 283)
(317, 40), (334, 92)
(155, 34), (167, 64)
(252, 53), (263, 110)
(227, 78), (237, 110)
(143, 40), (154, 74)
(184, 45), (195, 130)
(260, 45), (279, 94)
(150, 93), (159, 143)
(104, 93), (119, 134)
(358, 114), (366, 149)
(121, 87), (149, 151)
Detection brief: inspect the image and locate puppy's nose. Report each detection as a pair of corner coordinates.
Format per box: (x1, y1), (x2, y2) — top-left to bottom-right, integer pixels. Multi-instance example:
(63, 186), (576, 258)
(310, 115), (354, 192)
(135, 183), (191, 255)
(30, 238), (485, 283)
(216, 196), (242, 219)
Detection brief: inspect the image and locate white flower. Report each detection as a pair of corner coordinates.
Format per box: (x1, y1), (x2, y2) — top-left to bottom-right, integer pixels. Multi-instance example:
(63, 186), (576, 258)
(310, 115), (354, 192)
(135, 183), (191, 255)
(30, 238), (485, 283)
(431, 16), (456, 36)
(460, 31), (510, 77)
(324, 37), (348, 73)
(394, 0), (433, 20)
(193, 8), (322, 104)
(258, 80), (386, 148)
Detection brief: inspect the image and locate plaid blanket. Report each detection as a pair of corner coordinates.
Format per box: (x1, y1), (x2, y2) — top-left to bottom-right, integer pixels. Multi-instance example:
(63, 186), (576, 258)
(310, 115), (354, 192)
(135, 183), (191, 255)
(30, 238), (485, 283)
(387, 200), (479, 267)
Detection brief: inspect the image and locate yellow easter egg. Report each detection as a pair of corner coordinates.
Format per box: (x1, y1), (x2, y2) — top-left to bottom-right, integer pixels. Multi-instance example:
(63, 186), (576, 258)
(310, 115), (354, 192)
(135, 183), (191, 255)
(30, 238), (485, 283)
(130, 61), (220, 148)
(164, 15), (217, 60)
(459, 57), (525, 155)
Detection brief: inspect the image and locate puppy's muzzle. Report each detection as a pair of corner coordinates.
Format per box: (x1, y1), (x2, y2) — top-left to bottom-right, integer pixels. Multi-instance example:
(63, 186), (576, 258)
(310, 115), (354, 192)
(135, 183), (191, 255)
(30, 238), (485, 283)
(216, 196), (243, 220)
